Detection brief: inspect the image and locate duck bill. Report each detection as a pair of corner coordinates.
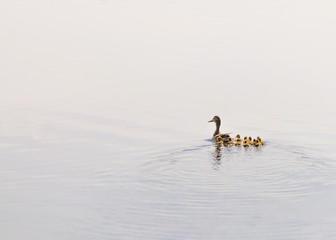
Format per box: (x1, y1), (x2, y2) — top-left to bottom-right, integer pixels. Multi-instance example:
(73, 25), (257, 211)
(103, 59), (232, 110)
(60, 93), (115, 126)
(208, 119), (214, 122)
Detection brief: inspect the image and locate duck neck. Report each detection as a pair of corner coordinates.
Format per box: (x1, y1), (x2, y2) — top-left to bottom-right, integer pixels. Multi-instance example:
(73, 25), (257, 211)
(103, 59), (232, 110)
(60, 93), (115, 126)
(213, 121), (221, 136)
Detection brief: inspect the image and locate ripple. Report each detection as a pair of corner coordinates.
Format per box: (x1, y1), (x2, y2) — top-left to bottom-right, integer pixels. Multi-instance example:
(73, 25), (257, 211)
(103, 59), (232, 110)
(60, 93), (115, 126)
(81, 138), (335, 240)
(1, 104), (336, 240)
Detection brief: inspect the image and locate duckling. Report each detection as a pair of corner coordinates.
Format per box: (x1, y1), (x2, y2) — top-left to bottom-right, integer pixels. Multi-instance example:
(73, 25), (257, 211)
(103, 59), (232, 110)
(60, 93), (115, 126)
(243, 140), (250, 147)
(235, 134), (242, 143)
(223, 136), (231, 144)
(225, 137), (234, 146)
(214, 134), (229, 143)
(252, 139), (258, 146)
(234, 134), (242, 146)
(216, 136), (224, 146)
(253, 139), (261, 147)
(209, 116), (231, 140)
(257, 136), (264, 145)
(244, 136), (252, 145)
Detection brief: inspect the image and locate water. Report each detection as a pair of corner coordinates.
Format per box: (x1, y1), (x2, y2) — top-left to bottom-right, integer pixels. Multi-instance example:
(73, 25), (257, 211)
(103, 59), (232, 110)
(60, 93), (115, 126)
(1, 0), (336, 239)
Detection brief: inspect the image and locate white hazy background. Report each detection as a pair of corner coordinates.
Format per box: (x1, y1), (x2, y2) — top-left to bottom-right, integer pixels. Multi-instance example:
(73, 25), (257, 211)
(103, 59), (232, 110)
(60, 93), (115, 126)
(1, 1), (336, 239)
(1, 0), (336, 113)
(1, 0), (336, 162)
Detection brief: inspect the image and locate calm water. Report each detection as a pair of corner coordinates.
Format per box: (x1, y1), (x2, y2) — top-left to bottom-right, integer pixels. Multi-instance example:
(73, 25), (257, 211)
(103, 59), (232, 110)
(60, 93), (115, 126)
(1, 1), (336, 239)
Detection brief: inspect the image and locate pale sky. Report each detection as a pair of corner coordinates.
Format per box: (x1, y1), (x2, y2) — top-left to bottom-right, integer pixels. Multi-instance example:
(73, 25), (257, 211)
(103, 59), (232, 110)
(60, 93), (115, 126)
(0, 0), (335, 116)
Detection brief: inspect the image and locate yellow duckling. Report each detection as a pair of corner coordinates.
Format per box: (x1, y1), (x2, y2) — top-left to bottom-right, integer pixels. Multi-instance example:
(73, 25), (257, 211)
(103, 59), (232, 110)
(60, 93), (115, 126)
(253, 139), (261, 147)
(216, 136), (224, 145)
(243, 140), (250, 147)
(234, 136), (241, 146)
(208, 116), (231, 140)
(257, 136), (264, 145)
(252, 139), (257, 146)
(225, 137), (234, 146)
(245, 136), (252, 144)
(235, 134), (242, 143)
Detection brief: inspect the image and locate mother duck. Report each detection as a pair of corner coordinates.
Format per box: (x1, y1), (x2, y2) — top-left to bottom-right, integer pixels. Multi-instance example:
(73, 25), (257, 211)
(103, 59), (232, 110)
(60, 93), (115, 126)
(208, 116), (230, 141)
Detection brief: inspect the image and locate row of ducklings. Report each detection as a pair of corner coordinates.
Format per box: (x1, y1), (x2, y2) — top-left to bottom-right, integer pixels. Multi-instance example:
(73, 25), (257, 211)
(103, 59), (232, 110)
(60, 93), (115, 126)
(217, 135), (264, 147)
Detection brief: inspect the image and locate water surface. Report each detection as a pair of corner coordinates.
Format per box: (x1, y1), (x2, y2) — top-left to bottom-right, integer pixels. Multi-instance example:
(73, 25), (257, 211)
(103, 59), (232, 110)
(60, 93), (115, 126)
(1, 0), (336, 239)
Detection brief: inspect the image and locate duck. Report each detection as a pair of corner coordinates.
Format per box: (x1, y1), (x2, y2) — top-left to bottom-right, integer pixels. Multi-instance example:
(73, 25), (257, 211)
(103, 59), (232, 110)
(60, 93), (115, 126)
(208, 116), (230, 141)
(257, 136), (265, 145)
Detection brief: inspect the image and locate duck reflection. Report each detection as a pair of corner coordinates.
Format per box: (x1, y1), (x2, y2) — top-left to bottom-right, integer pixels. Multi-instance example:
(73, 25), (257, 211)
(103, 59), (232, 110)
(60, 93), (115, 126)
(212, 144), (222, 161)
(211, 145), (222, 170)
(212, 144), (223, 170)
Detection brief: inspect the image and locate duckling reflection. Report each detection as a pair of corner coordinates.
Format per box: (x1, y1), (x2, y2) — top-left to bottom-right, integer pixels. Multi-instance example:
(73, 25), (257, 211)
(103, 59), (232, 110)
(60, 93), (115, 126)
(211, 155), (222, 170)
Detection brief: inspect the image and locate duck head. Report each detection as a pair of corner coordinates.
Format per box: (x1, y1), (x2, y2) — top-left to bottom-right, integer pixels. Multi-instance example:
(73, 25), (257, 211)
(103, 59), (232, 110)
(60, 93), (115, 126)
(209, 116), (221, 124)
